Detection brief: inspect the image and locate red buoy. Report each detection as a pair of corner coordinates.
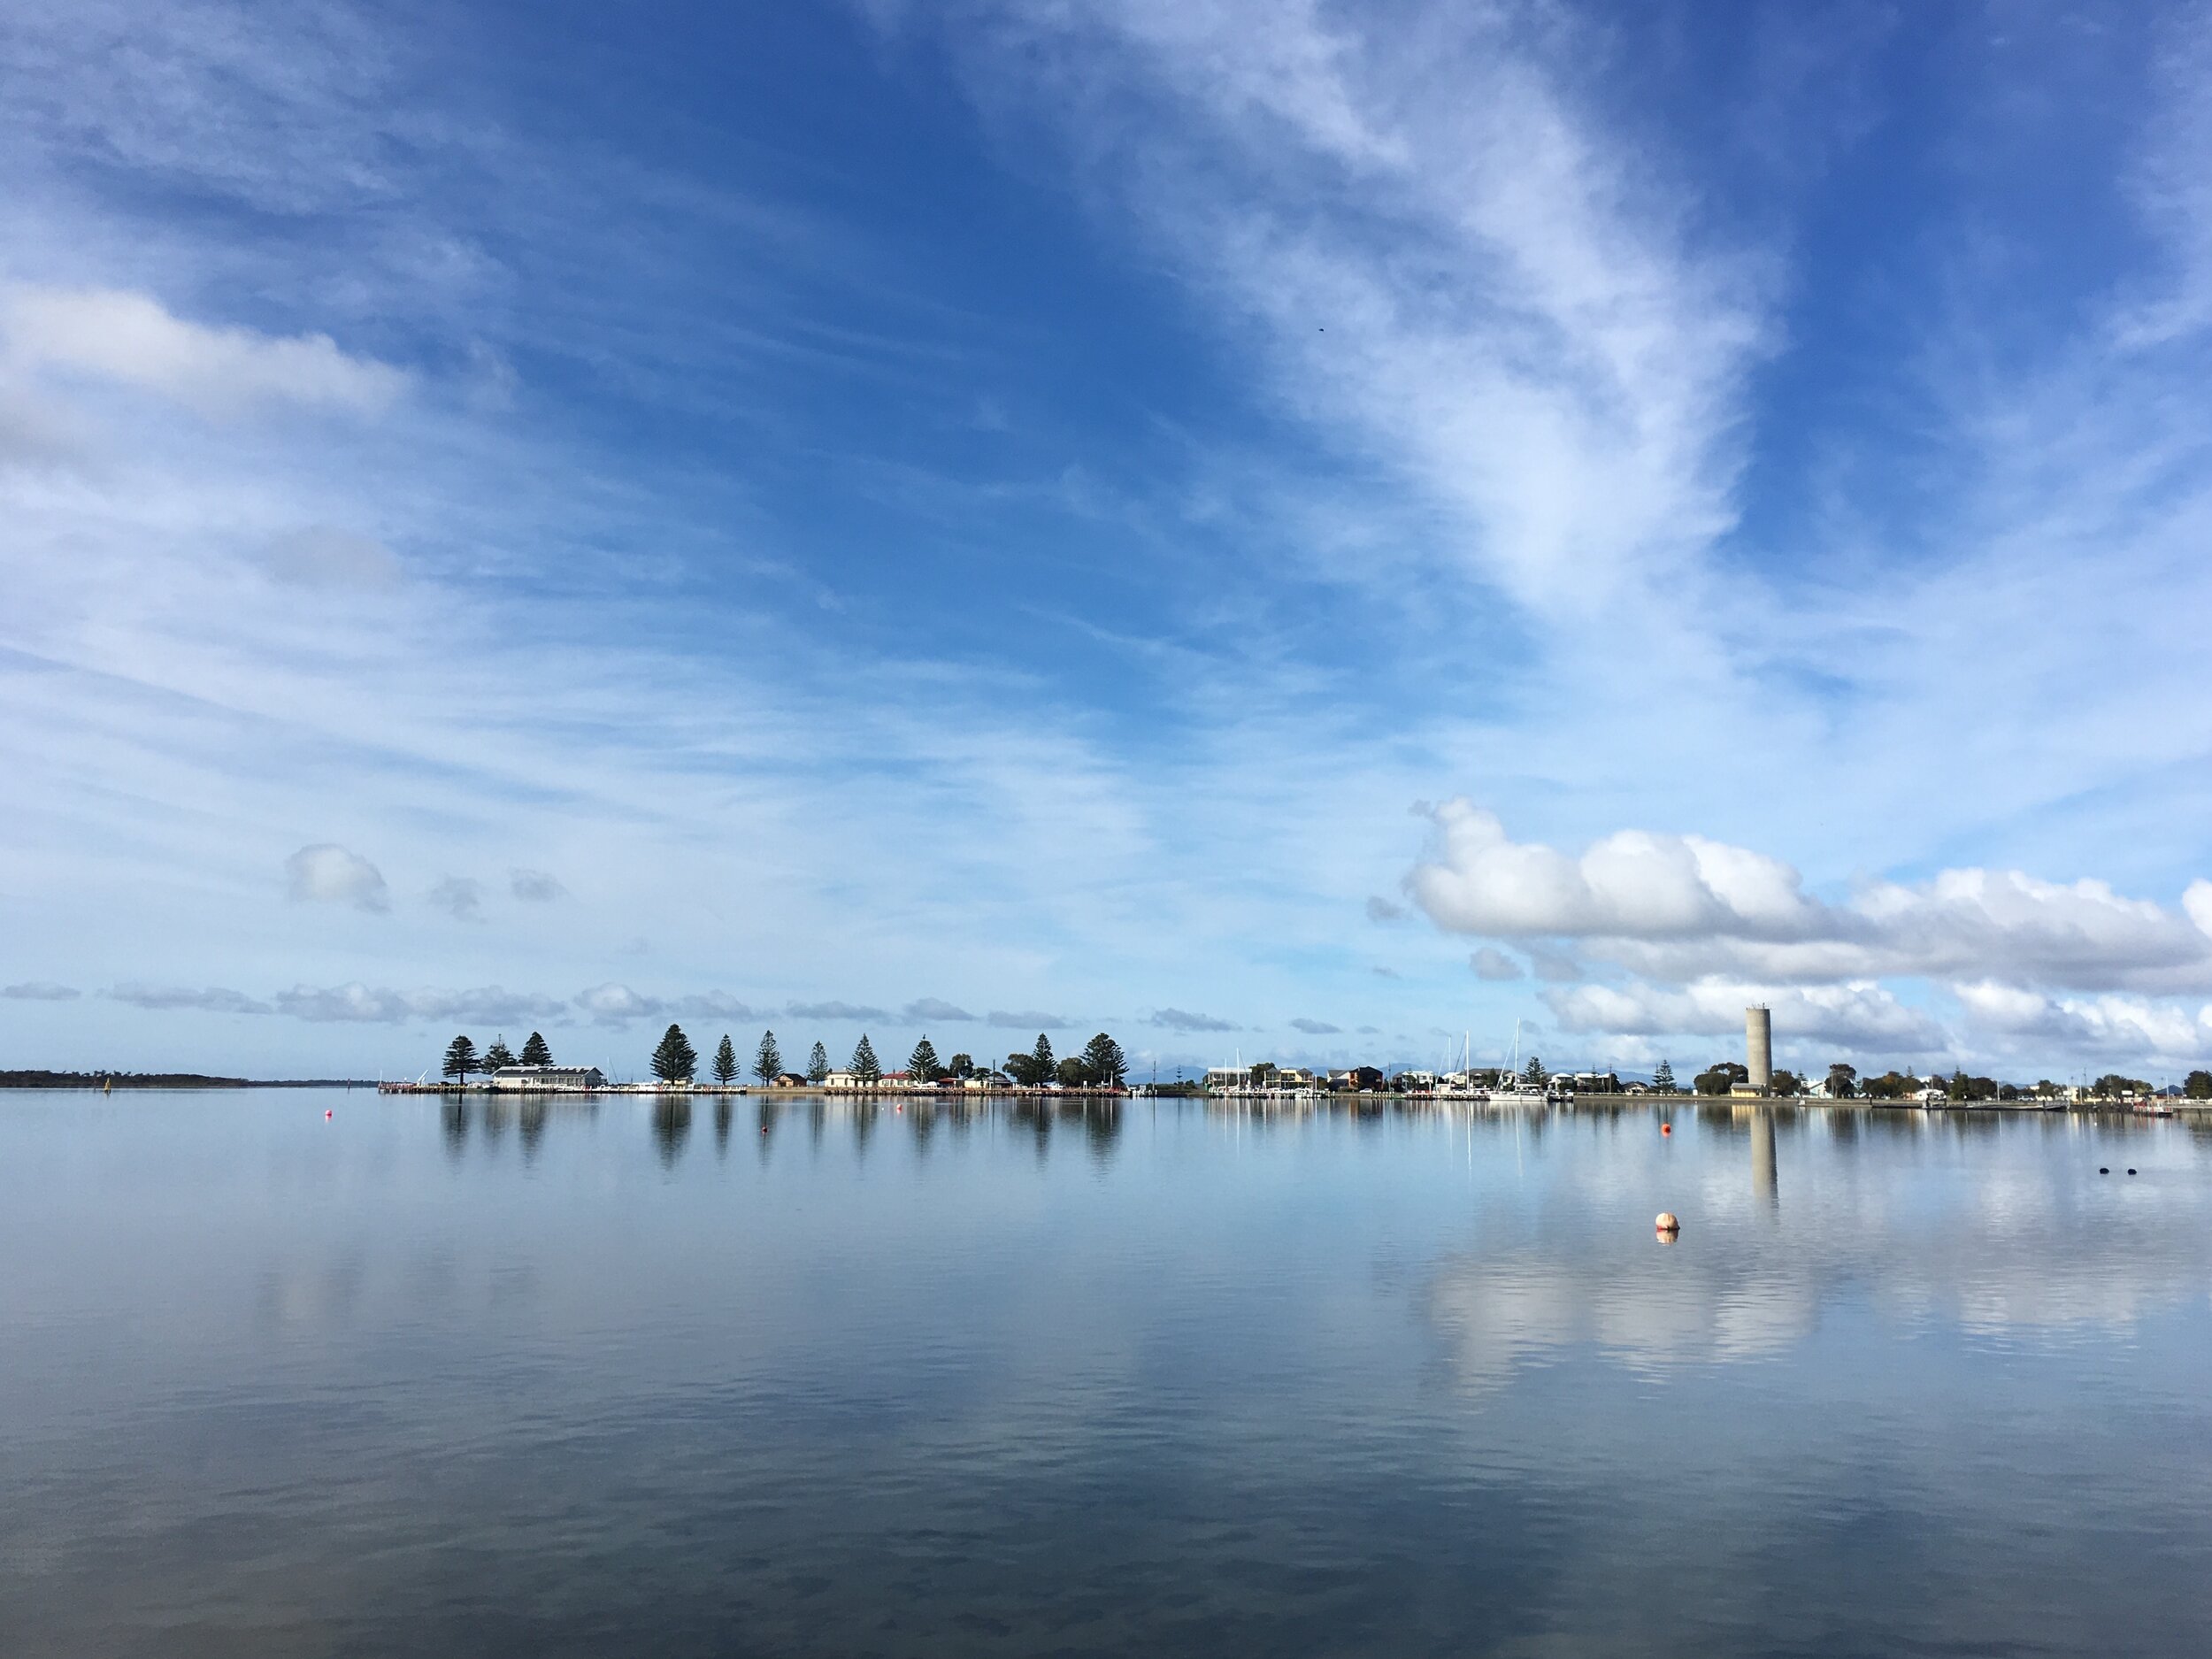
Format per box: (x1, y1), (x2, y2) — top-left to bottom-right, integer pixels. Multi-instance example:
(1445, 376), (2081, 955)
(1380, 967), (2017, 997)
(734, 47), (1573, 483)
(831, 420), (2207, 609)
(1661, 1123), (1671, 1136)
(325, 1110), (333, 1119)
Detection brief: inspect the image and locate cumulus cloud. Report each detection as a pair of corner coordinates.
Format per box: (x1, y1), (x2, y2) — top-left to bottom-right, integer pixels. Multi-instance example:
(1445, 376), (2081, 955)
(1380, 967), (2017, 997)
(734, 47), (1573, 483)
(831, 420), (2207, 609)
(1543, 978), (1946, 1056)
(988, 1008), (1075, 1028)
(426, 876), (484, 922)
(5, 287), (408, 418)
(1955, 983), (2212, 1061)
(1148, 1007), (1237, 1033)
(1289, 1017), (1340, 1034)
(109, 983), (272, 1015)
(576, 983), (666, 1026)
(257, 526), (403, 589)
(1411, 802), (2212, 994)
(4, 981), (80, 1000)
(787, 1000), (890, 1022)
(274, 984), (569, 1025)
(511, 869), (567, 902)
(285, 843), (389, 912)
(904, 997), (977, 1022)
(1470, 948), (1524, 981)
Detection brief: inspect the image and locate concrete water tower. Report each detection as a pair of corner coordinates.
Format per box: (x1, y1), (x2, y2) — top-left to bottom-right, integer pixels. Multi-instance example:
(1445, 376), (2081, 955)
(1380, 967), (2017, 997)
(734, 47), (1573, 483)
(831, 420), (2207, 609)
(1746, 1005), (1772, 1094)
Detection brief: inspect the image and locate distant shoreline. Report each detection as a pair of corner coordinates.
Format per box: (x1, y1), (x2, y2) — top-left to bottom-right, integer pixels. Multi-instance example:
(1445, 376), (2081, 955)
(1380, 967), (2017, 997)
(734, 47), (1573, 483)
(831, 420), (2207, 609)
(0, 1071), (373, 1090)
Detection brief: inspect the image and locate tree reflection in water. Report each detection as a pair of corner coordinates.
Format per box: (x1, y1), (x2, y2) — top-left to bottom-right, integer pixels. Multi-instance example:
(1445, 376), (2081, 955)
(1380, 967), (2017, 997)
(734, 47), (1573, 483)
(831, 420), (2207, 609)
(651, 1097), (690, 1169)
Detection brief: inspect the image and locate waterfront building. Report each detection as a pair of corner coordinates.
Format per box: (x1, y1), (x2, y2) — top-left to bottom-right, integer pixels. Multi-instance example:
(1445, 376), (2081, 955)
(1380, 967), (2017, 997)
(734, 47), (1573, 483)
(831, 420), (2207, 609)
(490, 1064), (608, 1091)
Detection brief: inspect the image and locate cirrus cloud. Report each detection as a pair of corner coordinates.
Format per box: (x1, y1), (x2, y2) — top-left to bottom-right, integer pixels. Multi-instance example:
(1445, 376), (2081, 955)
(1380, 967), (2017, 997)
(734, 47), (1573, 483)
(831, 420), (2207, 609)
(5, 287), (408, 418)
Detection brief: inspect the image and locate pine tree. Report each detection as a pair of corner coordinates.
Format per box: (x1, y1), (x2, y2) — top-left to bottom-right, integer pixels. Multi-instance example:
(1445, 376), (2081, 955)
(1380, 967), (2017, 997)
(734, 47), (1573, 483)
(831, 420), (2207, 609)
(442, 1033), (478, 1083)
(909, 1035), (941, 1082)
(482, 1035), (516, 1071)
(712, 1034), (738, 1085)
(1522, 1054), (1547, 1087)
(1652, 1059), (1675, 1092)
(1080, 1032), (1127, 1088)
(807, 1041), (829, 1084)
(650, 1023), (697, 1084)
(851, 1033), (880, 1086)
(755, 1029), (782, 1085)
(520, 1031), (551, 1066)
(1031, 1033), (1054, 1084)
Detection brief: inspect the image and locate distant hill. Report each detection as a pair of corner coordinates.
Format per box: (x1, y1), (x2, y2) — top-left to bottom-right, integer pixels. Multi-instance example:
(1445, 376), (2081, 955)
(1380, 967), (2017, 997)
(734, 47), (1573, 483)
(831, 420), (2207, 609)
(0, 1071), (371, 1089)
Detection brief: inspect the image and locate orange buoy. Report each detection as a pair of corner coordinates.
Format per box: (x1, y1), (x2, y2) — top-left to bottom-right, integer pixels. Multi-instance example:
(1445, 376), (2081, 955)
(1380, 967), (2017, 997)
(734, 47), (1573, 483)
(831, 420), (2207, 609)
(1661, 1123), (1671, 1136)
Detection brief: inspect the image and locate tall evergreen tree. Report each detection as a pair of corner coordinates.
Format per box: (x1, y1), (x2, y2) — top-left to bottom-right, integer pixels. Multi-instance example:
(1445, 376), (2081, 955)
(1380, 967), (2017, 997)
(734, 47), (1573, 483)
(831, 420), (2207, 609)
(807, 1041), (830, 1084)
(1522, 1054), (1547, 1087)
(1079, 1032), (1127, 1088)
(712, 1034), (738, 1085)
(756, 1029), (782, 1084)
(909, 1035), (941, 1082)
(850, 1033), (881, 1086)
(650, 1023), (698, 1084)
(482, 1035), (516, 1071)
(1652, 1059), (1675, 1092)
(442, 1033), (478, 1083)
(1031, 1033), (1054, 1084)
(520, 1031), (551, 1066)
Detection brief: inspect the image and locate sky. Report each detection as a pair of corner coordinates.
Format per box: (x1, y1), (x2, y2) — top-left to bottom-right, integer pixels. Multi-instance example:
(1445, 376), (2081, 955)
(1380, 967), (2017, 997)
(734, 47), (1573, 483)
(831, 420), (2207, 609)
(4, 0), (2212, 1085)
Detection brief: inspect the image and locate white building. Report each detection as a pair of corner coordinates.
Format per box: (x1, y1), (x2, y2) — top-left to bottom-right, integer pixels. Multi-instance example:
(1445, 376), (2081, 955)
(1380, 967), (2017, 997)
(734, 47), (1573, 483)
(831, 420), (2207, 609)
(490, 1065), (608, 1091)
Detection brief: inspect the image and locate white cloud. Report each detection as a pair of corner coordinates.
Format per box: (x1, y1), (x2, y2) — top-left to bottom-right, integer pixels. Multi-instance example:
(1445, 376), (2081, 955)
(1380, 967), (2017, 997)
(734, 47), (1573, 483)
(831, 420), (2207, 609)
(786, 999), (890, 1022)
(1955, 982), (2212, 1063)
(109, 983), (271, 1014)
(273, 983), (569, 1025)
(1288, 1016), (1340, 1034)
(511, 868), (567, 902)
(576, 983), (666, 1026)
(674, 992), (760, 1020)
(988, 1008), (1075, 1029)
(3, 980), (81, 1000)
(1365, 895), (1407, 922)
(284, 843), (390, 912)
(931, 0), (1769, 613)
(1543, 978), (1946, 1056)
(4, 288), (408, 418)
(1470, 947), (1523, 982)
(1411, 801), (2212, 994)
(904, 997), (976, 1022)
(1147, 1006), (1236, 1032)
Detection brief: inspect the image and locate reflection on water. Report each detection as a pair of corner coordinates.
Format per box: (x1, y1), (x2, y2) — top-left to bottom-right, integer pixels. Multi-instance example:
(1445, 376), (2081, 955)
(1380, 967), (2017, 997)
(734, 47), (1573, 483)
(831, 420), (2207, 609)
(4, 1091), (2210, 1657)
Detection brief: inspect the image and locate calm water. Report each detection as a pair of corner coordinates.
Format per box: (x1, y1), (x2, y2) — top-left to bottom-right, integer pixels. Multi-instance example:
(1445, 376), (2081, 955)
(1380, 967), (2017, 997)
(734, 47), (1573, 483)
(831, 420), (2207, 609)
(4, 1091), (2209, 1656)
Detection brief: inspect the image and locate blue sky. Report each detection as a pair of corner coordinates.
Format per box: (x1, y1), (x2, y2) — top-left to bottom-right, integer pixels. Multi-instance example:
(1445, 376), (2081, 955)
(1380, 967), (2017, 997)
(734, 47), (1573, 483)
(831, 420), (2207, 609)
(5, 0), (2212, 1082)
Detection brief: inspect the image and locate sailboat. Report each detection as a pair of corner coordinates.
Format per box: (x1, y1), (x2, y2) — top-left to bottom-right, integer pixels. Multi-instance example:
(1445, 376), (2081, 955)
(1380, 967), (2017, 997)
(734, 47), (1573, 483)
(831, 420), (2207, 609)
(1493, 1019), (1544, 1104)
